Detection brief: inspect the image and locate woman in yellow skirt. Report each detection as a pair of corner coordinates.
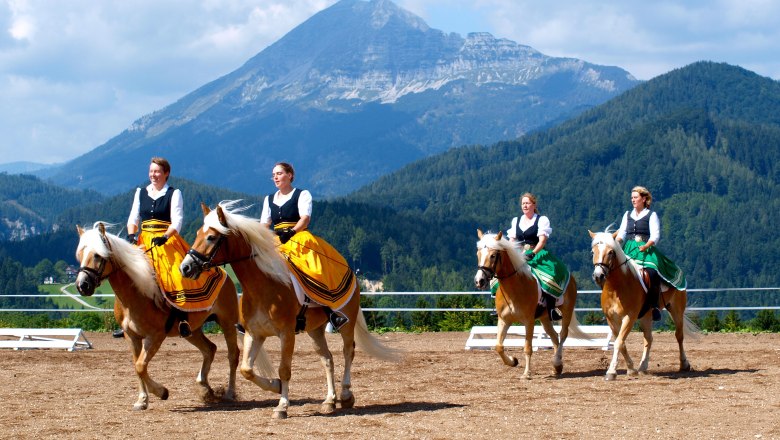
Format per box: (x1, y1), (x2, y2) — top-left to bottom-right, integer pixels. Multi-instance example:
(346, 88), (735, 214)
(123, 157), (227, 338)
(260, 162), (356, 330)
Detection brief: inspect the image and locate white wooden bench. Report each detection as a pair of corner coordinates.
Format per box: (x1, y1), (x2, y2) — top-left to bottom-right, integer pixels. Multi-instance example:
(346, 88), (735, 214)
(0, 328), (93, 351)
(465, 325), (613, 351)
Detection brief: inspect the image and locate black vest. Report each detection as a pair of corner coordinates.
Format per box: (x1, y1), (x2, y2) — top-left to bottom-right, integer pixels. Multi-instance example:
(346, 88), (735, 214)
(625, 210), (652, 241)
(269, 189), (302, 227)
(515, 215), (540, 246)
(139, 187), (175, 223)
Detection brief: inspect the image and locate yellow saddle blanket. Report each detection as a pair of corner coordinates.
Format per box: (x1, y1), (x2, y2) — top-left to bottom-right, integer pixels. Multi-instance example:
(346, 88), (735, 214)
(278, 230), (357, 310)
(141, 221), (227, 312)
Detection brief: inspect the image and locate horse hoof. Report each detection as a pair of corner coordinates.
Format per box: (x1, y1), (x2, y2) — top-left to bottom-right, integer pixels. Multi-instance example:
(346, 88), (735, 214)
(605, 373), (617, 381)
(133, 402), (148, 411)
(511, 358), (519, 367)
(520, 374), (531, 380)
(554, 364), (563, 376)
(680, 362), (692, 372)
(160, 388), (169, 400)
(627, 369), (639, 377)
(272, 410), (288, 420)
(340, 394), (356, 409)
(320, 402), (336, 414)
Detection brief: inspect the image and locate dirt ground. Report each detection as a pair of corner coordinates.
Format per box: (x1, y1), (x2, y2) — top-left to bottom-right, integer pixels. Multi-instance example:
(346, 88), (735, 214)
(1, 330), (778, 440)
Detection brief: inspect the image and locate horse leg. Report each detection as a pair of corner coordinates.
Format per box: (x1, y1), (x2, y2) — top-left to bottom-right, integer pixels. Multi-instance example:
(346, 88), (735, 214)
(520, 322), (535, 380)
(272, 334), (295, 419)
(606, 315), (636, 380)
(494, 317), (519, 368)
(669, 293), (691, 372)
(214, 314), (239, 402)
(637, 315), (654, 374)
(128, 335), (168, 410)
(306, 325), (337, 414)
(239, 332), (281, 394)
(540, 318), (563, 376)
(184, 328), (218, 402)
(339, 321), (357, 409)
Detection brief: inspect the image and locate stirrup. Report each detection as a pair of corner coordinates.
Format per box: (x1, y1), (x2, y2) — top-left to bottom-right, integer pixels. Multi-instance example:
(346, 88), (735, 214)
(549, 308), (563, 321)
(179, 320), (192, 337)
(112, 329), (124, 338)
(328, 311), (349, 332)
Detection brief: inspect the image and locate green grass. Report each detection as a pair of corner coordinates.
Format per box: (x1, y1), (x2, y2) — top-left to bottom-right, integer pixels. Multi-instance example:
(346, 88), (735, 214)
(38, 283), (115, 310)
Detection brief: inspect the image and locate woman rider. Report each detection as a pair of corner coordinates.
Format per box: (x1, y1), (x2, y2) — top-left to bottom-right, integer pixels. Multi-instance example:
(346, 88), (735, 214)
(506, 193), (571, 321)
(260, 162), (356, 331)
(123, 157), (227, 337)
(616, 186), (686, 321)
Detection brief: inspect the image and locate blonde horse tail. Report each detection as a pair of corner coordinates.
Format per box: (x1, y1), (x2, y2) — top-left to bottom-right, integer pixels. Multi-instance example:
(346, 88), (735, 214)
(682, 312), (703, 341)
(566, 312), (593, 341)
(253, 344), (276, 378)
(354, 308), (403, 363)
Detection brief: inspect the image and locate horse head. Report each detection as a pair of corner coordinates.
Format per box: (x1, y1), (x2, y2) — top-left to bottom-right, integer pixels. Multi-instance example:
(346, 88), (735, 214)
(180, 202), (230, 279)
(75, 222), (157, 299)
(589, 230), (623, 287)
(75, 223), (112, 296)
(475, 229), (514, 290)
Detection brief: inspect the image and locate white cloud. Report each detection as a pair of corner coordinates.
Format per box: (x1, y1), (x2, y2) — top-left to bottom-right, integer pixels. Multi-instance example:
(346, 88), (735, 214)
(0, 0), (778, 165)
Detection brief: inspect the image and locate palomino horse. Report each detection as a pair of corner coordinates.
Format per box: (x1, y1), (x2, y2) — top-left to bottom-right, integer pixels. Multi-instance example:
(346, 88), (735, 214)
(179, 201), (399, 419)
(75, 222), (239, 410)
(589, 230), (697, 380)
(474, 230), (589, 379)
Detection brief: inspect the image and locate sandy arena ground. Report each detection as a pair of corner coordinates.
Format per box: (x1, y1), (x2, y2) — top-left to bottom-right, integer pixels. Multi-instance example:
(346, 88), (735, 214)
(0, 330), (778, 439)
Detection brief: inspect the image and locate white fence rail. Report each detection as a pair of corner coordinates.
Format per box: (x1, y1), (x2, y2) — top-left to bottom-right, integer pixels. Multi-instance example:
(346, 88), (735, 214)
(1, 287), (779, 313)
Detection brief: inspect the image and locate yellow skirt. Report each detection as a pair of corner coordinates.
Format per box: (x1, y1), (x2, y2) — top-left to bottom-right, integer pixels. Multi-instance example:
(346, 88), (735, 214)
(277, 228), (356, 310)
(140, 220), (227, 312)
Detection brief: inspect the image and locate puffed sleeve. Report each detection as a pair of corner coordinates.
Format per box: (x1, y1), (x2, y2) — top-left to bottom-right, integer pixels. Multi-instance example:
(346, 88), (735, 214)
(298, 189), (313, 218)
(127, 188), (141, 229)
(616, 211), (629, 241)
(649, 211), (661, 244)
(506, 217), (518, 239)
(537, 215), (552, 237)
(170, 188), (184, 232)
(260, 195), (272, 225)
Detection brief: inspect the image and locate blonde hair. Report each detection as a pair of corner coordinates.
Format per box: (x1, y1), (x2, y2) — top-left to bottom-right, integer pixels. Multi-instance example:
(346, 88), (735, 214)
(632, 186), (653, 207)
(520, 192), (540, 214)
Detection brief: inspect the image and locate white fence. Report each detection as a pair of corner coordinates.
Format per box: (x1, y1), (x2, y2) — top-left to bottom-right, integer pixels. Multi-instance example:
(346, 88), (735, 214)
(1, 287), (779, 313)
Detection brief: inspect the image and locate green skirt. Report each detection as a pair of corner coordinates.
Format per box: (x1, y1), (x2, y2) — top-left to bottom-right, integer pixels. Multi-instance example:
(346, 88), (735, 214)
(623, 240), (687, 290)
(527, 249), (571, 299)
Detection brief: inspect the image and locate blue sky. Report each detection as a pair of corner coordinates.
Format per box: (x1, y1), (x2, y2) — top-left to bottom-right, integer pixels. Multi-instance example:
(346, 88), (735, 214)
(1, 0), (778, 165)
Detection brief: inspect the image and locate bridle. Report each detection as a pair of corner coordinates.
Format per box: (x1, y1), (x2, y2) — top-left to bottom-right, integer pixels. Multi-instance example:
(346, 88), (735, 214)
(186, 233), (226, 272)
(477, 247), (517, 280)
(77, 233), (114, 290)
(592, 242), (630, 278)
(185, 230), (255, 273)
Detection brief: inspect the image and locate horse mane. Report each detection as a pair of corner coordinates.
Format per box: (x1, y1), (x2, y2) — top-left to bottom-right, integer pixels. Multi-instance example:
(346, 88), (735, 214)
(203, 200), (292, 287)
(590, 229), (639, 278)
(476, 232), (532, 278)
(77, 222), (161, 302)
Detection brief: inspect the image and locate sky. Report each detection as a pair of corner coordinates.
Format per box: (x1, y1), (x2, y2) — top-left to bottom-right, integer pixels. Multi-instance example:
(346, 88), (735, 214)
(1, 0), (778, 166)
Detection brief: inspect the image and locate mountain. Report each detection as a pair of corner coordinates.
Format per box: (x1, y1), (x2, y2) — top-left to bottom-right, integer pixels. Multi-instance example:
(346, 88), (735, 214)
(0, 162), (60, 174)
(0, 173), (104, 241)
(344, 61), (780, 288)
(41, 0), (639, 197)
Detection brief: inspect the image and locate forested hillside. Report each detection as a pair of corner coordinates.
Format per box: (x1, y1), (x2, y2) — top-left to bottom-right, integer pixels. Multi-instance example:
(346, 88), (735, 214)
(0, 174), (104, 241)
(347, 62), (780, 290)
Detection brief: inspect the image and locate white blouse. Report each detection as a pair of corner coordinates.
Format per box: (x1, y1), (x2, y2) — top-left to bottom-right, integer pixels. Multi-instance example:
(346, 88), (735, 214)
(506, 214), (552, 240)
(616, 208), (660, 244)
(127, 184), (184, 232)
(260, 188), (313, 224)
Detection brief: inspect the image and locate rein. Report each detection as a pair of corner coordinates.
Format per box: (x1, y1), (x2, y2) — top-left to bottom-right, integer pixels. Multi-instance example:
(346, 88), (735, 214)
(186, 234), (256, 271)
